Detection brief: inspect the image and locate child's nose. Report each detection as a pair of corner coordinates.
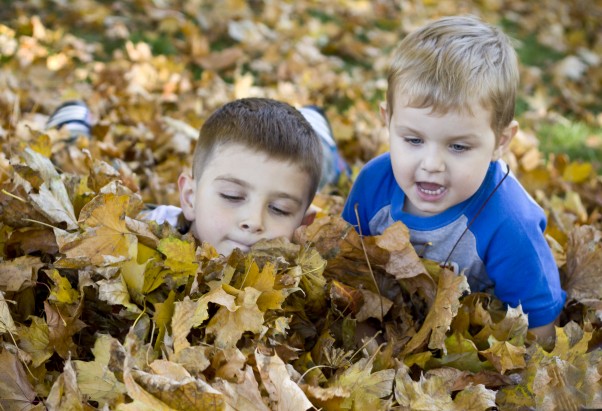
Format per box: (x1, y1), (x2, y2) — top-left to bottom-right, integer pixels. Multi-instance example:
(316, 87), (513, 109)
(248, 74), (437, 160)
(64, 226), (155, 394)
(239, 208), (265, 233)
(421, 150), (446, 172)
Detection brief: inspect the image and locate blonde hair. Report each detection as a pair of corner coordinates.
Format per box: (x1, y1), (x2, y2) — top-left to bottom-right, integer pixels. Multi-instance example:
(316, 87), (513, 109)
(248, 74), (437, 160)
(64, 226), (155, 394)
(386, 15), (519, 138)
(191, 98), (322, 203)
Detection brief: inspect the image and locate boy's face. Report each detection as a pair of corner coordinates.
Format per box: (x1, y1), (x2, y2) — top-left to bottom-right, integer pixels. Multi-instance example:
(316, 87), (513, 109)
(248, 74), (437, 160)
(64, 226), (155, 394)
(384, 99), (516, 217)
(179, 143), (313, 256)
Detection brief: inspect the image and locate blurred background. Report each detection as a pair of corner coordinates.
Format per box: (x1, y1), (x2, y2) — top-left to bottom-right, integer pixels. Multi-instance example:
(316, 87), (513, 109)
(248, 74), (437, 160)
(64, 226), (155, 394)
(0, 0), (600, 209)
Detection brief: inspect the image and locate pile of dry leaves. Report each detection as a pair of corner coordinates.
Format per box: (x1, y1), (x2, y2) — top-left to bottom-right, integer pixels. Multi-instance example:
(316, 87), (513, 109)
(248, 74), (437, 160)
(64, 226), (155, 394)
(0, 1), (601, 410)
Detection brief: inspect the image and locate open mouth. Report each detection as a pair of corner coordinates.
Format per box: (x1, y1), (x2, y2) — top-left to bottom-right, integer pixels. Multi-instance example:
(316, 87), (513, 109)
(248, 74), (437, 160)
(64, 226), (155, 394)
(416, 182), (447, 200)
(417, 182), (445, 195)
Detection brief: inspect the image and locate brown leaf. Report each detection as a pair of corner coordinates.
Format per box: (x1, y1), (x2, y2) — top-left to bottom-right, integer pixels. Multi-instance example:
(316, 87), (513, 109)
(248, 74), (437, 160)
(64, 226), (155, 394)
(563, 225), (602, 302)
(375, 221), (427, 280)
(45, 301), (86, 359)
(255, 348), (313, 411)
(0, 255), (41, 292)
(402, 268), (469, 355)
(124, 364), (225, 411)
(0, 349), (38, 411)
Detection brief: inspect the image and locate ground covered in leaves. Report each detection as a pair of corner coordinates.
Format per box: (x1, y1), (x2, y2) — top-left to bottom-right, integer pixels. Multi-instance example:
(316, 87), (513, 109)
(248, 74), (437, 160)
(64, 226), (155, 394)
(0, 1), (601, 410)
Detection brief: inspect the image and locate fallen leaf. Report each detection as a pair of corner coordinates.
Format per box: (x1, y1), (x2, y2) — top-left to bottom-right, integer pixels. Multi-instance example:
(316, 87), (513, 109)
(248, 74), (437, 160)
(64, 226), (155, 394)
(157, 236), (198, 277)
(255, 348), (313, 411)
(46, 358), (85, 411)
(0, 255), (42, 292)
(17, 316), (53, 367)
(213, 365), (270, 411)
(480, 338), (527, 374)
(0, 291), (17, 334)
(55, 193), (138, 267)
(206, 287), (264, 348)
(402, 268), (469, 355)
(563, 225), (602, 302)
(0, 349), (39, 411)
(47, 268), (80, 304)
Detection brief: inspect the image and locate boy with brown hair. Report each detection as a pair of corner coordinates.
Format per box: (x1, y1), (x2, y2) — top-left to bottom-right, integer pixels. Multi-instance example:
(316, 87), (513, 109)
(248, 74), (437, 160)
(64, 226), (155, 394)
(143, 97), (324, 256)
(342, 15), (565, 344)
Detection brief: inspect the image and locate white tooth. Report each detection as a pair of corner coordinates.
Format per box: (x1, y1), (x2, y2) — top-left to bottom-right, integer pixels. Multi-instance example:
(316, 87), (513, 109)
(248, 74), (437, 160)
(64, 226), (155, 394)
(420, 186), (444, 195)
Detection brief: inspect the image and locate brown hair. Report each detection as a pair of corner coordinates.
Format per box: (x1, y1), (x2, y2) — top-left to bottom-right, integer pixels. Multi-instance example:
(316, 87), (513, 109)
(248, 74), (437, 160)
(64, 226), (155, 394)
(191, 98), (322, 202)
(386, 15), (519, 138)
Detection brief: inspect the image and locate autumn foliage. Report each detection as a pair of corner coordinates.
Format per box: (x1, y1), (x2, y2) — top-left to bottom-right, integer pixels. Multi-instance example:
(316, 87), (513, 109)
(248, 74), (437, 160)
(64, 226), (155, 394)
(0, 1), (601, 410)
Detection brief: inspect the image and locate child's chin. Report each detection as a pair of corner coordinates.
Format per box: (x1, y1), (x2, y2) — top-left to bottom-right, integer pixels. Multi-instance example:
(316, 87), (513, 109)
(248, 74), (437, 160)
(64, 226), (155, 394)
(219, 241), (250, 255)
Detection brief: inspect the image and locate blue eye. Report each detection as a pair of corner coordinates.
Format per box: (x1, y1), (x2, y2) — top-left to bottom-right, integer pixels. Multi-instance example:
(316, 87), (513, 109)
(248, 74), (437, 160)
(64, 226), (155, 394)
(404, 137), (423, 145)
(450, 144), (469, 152)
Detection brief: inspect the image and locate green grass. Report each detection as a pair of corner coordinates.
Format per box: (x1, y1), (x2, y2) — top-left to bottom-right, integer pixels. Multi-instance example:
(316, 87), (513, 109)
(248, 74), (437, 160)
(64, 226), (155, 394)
(536, 120), (602, 166)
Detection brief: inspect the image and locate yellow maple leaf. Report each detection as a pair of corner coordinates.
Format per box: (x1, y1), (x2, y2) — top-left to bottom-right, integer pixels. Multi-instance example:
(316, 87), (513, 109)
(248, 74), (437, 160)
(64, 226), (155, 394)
(55, 193), (137, 267)
(73, 334), (126, 408)
(422, 332), (489, 373)
(47, 268), (80, 304)
(172, 287), (235, 353)
(157, 236), (198, 277)
(334, 357), (396, 410)
(206, 287), (264, 348)
(153, 290), (176, 350)
(239, 259), (286, 312)
(17, 316), (53, 368)
(295, 245), (327, 315)
(395, 362), (496, 410)
(480, 338), (527, 374)
(452, 384), (498, 411)
(393, 365), (454, 410)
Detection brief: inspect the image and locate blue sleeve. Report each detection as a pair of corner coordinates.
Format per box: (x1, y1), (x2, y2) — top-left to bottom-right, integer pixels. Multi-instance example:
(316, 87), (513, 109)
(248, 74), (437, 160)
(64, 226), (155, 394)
(341, 153), (394, 236)
(342, 168), (373, 235)
(484, 214), (566, 327)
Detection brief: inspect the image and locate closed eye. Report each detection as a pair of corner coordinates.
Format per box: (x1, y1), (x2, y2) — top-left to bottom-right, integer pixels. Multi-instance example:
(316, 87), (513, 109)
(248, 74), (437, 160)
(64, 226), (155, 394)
(269, 204), (292, 216)
(220, 193), (244, 202)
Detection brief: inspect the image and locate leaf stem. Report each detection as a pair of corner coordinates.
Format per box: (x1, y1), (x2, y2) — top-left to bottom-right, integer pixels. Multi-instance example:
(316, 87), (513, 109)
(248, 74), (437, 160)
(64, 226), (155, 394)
(354, 203), (384, 321)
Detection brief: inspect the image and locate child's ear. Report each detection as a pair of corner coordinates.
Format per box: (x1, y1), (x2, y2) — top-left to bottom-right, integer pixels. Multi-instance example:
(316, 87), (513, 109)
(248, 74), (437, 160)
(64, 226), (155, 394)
(300, 204), (319, 227)
(493, 120), (519, 160)
(178, 172), (196, 221)
(379, 101), (389, 126)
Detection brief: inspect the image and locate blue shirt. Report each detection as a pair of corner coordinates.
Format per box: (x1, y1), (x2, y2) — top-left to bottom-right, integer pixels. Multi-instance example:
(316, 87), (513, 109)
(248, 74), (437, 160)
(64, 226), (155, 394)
(342, 153), (566, 327)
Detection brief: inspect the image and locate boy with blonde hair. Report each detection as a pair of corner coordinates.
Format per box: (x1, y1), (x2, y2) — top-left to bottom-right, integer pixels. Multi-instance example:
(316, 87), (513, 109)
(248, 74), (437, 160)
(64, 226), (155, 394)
(342, 15), (565, 343)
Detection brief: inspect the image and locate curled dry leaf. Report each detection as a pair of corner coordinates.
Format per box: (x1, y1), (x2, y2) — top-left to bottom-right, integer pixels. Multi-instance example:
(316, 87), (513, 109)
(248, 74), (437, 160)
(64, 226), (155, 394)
(563, 225), (602, 302)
